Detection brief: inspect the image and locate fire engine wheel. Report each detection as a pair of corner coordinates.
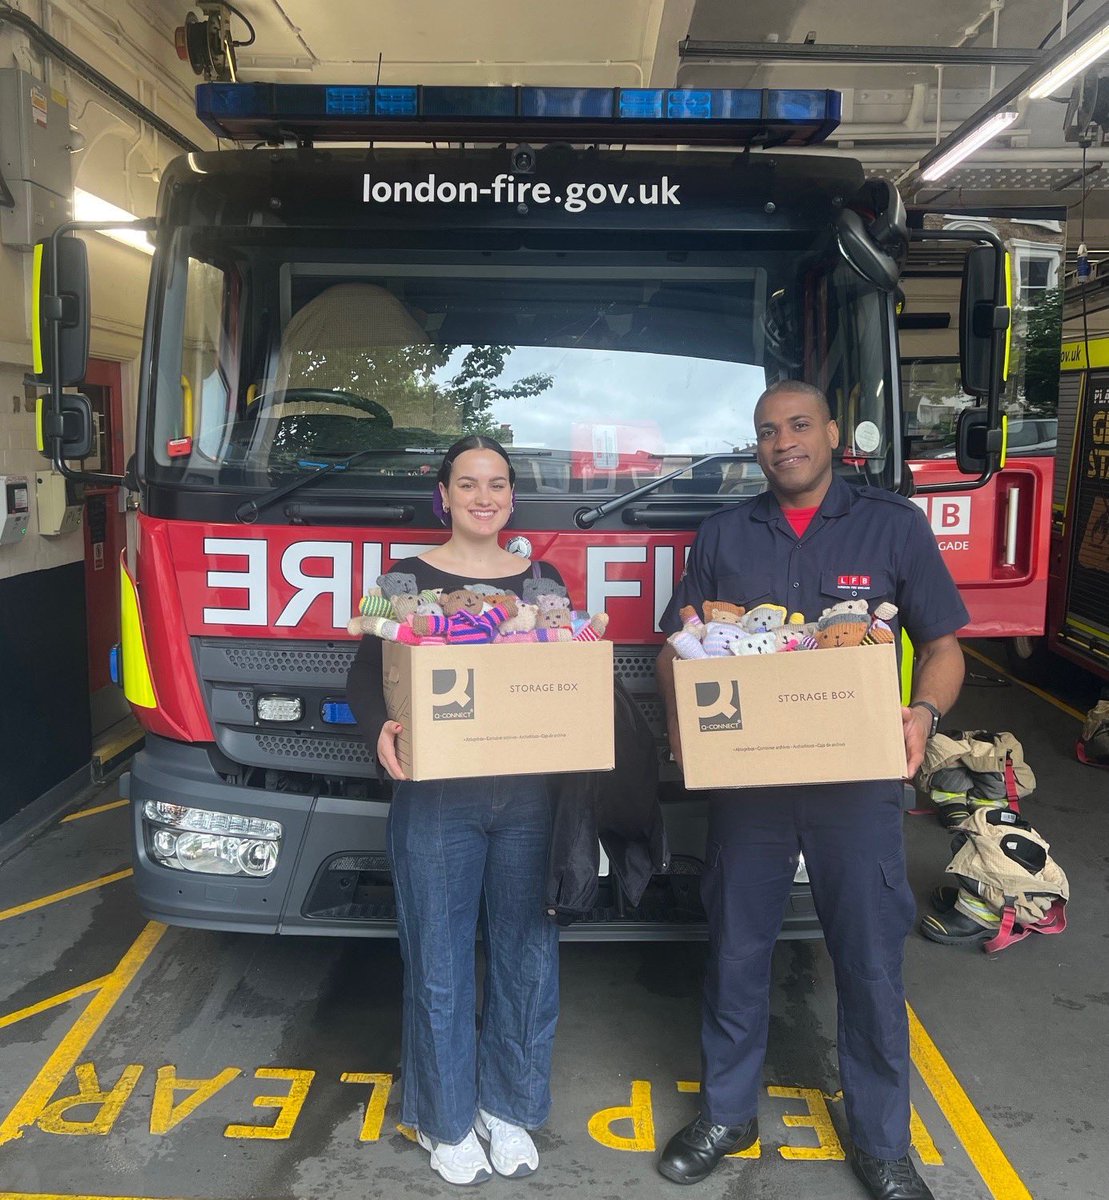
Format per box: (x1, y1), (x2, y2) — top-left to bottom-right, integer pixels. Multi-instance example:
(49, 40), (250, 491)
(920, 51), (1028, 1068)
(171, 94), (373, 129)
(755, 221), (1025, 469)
(1005, 635), (1054, 686)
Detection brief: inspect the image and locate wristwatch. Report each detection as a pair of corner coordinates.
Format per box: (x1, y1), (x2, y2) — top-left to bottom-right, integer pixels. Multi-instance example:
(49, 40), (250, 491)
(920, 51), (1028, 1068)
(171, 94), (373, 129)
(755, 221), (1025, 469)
(909, 700), (941, 738)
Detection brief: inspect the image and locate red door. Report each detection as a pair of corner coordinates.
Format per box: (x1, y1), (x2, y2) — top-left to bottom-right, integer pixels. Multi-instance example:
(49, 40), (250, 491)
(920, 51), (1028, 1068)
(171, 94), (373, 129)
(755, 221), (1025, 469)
(82, 359), (129, 736)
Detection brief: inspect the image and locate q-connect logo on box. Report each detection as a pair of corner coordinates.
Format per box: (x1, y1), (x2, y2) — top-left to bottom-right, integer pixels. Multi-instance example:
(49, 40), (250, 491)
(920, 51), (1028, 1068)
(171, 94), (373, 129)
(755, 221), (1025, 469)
(695, 679), (743, 732)
(431, 668), (476, 721)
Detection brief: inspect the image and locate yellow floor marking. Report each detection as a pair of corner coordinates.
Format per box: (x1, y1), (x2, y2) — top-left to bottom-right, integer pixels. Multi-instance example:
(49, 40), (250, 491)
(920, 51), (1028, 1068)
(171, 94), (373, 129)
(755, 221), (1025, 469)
(962, 645), (1086, 722)
(0, 870), (133, 923)
(0, 979), (110, 1031)
(61, 800), (128, 824)
(908, 1001), (1033, 1200)
(910, 1104), (944, 1166)
(0, 921), (166, 1146)
(1, 1195), (193, 1200)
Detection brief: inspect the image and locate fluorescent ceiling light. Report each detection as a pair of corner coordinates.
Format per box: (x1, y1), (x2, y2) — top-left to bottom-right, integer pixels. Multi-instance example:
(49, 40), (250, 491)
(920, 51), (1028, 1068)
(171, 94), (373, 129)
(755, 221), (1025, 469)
(920, 110), (1020, 181)
(72, 188), (153, 255)
(1028, 24), (1109, 99)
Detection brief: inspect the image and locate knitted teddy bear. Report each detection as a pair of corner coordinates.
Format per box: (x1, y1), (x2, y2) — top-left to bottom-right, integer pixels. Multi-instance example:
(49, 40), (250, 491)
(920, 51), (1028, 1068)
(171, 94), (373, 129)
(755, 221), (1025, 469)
(814, 600), (871, 648)
(733, 631), (778, 655)
(670, 617), (749, 659)
(496, 606), (610, 644)
(741, 603), (790, 634)
(522, 576), (569, 606)
(702, 601), (746, 625)
(863, 600), (899, 645)
(378, 572), (420, 620)
(495, 602), (538, 636)
(773, 623), (818, 652)
(410, 588), (517, 642)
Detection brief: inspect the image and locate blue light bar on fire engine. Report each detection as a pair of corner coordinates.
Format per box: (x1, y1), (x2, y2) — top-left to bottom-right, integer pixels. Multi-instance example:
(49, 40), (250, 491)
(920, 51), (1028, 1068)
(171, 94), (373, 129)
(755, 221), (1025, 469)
(195, 83), (841, 147)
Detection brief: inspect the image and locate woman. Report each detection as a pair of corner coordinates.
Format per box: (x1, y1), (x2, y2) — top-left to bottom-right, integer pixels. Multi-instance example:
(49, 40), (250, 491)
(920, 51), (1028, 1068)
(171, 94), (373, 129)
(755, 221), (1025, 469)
(347, 435), (565, 1186)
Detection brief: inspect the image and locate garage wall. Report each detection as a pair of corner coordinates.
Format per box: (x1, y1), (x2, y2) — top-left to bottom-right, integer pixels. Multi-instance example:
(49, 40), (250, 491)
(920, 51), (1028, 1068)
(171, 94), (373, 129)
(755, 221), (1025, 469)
(0, 1), (213, 824)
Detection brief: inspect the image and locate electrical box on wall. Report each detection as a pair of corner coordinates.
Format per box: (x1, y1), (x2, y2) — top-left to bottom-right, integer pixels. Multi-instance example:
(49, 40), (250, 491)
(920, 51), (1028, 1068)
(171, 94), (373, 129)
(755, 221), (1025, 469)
(1, 475), (31, 545)
(0, 68), (73, 249)
(35, 471), (82, 536)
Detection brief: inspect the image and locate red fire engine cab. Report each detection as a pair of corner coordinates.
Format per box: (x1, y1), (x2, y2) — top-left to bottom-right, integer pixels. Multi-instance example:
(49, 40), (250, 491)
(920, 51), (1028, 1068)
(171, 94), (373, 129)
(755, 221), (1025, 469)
(32, 83), (1008, 936)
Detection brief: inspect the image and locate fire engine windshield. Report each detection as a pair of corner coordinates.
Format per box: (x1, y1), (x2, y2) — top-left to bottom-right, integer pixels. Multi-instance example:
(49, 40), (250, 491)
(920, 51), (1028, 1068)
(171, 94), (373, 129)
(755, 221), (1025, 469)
(147, 230), (895, 499)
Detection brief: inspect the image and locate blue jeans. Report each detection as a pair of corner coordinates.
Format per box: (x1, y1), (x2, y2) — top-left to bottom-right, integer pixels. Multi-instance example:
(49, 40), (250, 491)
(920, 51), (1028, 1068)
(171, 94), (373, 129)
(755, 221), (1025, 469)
(387, 774), (560, 1144)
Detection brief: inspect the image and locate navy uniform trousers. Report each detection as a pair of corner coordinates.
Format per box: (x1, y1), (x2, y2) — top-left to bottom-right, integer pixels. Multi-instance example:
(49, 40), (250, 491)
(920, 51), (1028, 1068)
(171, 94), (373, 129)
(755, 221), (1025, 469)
(662, 478), (970, 1159)
(699, 781), (917, 1160)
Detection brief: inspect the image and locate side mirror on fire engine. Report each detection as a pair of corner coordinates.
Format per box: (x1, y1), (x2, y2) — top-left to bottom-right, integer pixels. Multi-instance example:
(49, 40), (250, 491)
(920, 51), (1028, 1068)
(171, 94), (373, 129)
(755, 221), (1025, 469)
(954, 405), (1003, 476)
(959, 245), (1008, 399)
(35, 392), (95, 461)
(32, 235), (90, 388)
(835, 179), (908, 293)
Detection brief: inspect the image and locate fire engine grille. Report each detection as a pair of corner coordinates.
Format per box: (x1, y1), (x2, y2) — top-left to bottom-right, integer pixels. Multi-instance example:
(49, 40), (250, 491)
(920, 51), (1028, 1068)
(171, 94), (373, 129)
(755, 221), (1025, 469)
(218, 644), (357, 677)
(254, 733), (373, 765)
(613, 647), (660, 692)
(193, 637), (376, 777)
(192, 639), (667, 778)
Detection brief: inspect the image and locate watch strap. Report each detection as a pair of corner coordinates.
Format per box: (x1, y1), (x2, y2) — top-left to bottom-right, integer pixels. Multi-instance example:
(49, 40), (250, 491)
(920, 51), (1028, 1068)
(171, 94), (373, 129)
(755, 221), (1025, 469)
(910, 700), (941, 736)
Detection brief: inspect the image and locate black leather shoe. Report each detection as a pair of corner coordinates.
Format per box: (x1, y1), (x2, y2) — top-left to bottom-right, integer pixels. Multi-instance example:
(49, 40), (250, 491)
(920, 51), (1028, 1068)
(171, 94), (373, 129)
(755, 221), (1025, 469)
(850, 1146), (935, 1200)
(657, 1115), (758, 1184)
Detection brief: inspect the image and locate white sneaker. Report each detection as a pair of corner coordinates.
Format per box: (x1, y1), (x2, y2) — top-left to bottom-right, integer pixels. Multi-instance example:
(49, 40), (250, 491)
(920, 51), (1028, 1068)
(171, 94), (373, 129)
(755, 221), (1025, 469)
(476, 1108), (540, 1177)
(415, 1128), (492, 1186)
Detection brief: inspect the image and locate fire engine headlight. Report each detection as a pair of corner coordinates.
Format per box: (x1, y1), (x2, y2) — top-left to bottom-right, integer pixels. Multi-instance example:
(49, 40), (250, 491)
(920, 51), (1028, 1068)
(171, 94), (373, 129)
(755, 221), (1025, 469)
(142, 801), (282, 839)
(143, 803), (282, 877)
(256, 694), (303, 722)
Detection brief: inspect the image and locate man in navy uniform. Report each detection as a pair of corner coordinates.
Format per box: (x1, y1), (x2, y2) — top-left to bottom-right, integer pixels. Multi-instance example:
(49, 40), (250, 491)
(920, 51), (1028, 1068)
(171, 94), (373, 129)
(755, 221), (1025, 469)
(655, 381), (967, 1200)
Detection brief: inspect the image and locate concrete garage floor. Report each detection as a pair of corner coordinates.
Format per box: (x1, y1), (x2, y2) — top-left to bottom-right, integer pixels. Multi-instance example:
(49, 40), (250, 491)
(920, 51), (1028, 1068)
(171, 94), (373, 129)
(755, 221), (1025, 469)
(0, 644), (1105, 1200)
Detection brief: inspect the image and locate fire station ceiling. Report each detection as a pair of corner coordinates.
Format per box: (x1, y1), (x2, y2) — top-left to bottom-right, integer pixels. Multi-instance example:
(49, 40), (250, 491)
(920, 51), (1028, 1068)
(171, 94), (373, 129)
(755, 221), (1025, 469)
(155, 0), (1109, 243)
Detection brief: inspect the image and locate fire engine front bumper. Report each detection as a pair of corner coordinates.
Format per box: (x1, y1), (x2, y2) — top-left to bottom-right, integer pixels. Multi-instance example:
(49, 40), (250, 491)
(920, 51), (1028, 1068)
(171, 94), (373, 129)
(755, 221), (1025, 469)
(123, 734), (821, 940)
(124, 734), (394, 935)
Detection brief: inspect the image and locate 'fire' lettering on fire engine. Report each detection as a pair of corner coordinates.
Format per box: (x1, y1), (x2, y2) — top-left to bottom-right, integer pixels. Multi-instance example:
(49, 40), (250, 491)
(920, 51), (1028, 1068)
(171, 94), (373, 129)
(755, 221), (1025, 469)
(275, 542), (353, 628)
(201, 538), (685, 632)
(203, 538), (268, 625)
(586, 546), (647, 623)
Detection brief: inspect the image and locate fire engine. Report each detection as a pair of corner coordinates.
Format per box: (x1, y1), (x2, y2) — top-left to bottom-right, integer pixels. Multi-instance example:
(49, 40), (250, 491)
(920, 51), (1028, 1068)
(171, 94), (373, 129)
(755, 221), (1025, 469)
(1003, 277), (1109, 683)
(32, 83), (1009, 937)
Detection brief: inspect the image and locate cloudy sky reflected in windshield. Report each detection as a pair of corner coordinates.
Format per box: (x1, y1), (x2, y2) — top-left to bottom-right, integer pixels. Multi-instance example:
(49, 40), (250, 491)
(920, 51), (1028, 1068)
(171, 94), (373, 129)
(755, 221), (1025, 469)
(435, 346), (767, 457)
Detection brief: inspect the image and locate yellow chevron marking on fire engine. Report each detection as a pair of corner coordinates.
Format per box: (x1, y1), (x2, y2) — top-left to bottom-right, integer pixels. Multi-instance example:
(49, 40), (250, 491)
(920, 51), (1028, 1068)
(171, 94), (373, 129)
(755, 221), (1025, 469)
(0, 922), (165, 1146)
(0, 979), (109, 1031)
(61, 799), (129, 823)
(961, 645), (1086, 722)
(908, 1001), (1032, 1200)
(0, 870), (133, 923)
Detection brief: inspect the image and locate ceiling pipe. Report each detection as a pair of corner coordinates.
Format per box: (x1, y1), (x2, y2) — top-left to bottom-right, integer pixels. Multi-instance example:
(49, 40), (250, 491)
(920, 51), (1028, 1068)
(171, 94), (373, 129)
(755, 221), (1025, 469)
(678, 40), (1040, 66)
(904, 6), (1109, 184)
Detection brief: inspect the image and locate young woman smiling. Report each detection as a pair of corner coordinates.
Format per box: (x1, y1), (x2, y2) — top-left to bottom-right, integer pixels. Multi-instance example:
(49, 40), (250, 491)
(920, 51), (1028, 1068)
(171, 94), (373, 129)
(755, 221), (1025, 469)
(347, 435), (566, 1186)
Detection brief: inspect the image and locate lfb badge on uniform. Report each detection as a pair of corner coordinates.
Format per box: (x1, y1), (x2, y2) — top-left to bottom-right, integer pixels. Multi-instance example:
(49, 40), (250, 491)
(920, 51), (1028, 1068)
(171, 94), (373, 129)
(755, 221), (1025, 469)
(695, 679), (743, 732)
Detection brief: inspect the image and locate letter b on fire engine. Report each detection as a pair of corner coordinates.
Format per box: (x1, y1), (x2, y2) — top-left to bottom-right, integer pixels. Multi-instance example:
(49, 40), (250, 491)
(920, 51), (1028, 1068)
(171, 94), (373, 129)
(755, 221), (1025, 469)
(913, 495), (971, 535)
(431, 669), (475, 720)
(695, 680), (743, 732)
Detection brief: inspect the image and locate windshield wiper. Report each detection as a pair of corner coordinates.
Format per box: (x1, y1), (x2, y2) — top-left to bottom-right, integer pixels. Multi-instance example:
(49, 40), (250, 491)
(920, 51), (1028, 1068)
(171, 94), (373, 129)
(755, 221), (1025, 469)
(234, 448), (432, 523)
(573, 452), (757, 529)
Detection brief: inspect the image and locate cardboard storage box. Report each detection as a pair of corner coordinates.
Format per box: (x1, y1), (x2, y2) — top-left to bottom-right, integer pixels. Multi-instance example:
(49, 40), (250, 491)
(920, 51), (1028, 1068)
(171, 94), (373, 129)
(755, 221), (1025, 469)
(673, 643), (907, 790)
(383, 640), (615, 781)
